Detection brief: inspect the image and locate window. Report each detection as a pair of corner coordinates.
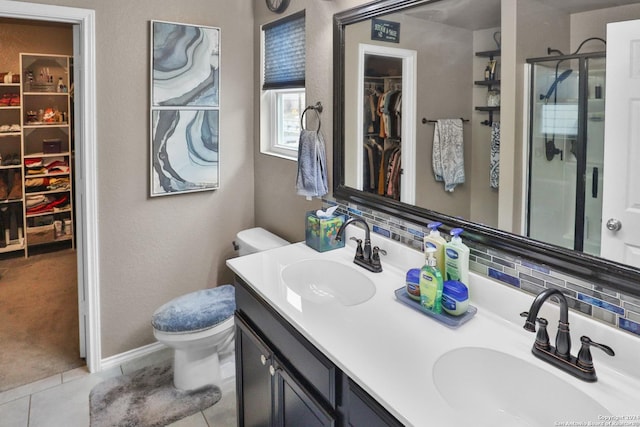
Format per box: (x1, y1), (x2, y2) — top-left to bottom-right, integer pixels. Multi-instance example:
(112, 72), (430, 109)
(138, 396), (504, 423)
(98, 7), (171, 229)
(261, 11), (305, 160)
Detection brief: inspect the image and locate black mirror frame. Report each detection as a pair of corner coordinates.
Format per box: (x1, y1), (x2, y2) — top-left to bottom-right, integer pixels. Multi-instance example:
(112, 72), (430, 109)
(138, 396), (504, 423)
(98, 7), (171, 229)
(332, 0), (640, 298)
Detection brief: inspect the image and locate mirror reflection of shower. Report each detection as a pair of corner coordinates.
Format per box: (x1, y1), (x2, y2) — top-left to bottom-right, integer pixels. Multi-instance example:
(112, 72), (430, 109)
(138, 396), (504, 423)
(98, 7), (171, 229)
(540, 64), (573, 161)
(527, 38), (606, 256)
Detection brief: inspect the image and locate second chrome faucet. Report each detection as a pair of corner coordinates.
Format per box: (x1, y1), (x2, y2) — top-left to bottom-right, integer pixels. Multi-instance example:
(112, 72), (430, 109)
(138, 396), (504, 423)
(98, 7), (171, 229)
(335, 217), (385, 272)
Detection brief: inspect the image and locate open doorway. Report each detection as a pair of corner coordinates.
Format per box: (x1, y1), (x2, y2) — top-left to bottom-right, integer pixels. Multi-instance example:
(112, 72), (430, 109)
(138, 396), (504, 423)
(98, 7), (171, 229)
(0, 17), (81, 392)
(0, 1), (100, 386)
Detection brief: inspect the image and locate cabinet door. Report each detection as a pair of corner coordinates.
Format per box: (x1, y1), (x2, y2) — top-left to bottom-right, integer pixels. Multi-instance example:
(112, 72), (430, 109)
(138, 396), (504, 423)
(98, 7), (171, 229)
(273, 356), (336, 427)
(236, 314), (274, 427)
(346, 379), (403, 427)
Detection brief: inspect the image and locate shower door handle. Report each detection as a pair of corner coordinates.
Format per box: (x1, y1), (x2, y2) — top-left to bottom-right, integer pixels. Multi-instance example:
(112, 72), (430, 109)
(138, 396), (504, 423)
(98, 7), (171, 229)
(606, 218), (622, 232)
(592, 167), (598, 198)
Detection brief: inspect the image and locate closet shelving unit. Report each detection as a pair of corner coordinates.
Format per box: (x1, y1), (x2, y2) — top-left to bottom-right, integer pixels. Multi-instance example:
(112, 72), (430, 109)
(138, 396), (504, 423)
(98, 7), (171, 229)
(20, 53), (74, 257)
(475, 49), (501, 126)
(0, 81), (25, 254)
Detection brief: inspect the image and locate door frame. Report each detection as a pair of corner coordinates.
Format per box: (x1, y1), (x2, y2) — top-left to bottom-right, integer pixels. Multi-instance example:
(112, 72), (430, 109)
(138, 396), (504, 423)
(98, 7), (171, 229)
(355, 43), (417, 204)
(0, 1), (101, 372)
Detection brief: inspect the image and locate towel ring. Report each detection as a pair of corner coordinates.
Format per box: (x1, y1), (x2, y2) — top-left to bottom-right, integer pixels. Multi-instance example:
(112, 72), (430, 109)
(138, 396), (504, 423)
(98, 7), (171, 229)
(301, 102), (323, 132)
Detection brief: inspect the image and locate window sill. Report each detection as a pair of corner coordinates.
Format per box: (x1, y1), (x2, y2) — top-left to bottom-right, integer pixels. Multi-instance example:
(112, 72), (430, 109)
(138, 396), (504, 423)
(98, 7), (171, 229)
(260, 148), (298, 162)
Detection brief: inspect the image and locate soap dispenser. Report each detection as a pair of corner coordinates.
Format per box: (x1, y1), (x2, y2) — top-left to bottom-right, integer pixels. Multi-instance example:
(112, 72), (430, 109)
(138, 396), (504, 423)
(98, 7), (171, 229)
(423, 222), (446, 277)
(420, 247), (444, 313)
(444, 228), (470, 286)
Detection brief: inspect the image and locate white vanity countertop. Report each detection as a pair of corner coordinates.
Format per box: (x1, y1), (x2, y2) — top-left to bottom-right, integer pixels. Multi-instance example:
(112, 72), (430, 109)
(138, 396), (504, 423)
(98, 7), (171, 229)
(227, 228), (640, 426)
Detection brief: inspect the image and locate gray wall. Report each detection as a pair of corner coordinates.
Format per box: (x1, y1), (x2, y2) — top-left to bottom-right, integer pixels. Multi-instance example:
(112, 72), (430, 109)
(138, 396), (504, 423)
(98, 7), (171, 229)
(9, 0), (255, 359)
(253, 0), (367, 243)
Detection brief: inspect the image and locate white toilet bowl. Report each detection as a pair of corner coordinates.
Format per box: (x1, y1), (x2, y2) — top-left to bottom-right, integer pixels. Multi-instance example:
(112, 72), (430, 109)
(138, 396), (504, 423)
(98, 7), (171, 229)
(153, 316), (234, 390)
(152, 228), (288, 391)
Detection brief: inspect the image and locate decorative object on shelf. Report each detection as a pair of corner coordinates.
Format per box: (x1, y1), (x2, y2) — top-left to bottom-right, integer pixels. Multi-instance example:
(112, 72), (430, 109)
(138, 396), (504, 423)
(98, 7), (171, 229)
(488, 59), (497, 80)
(487, 89), (500, 107)
(150, 21), (221, 196)
(493, 31), (501, 49)
(265, 0), (290, 14)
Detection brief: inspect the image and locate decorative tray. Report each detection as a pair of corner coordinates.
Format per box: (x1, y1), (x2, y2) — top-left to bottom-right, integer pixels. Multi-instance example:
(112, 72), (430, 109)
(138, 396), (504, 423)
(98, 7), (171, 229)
(394, 287), (477, 329)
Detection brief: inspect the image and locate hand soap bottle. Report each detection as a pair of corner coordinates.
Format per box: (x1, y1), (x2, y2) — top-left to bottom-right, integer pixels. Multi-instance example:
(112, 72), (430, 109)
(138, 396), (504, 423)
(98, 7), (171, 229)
(444, 228), (470, 286)
(423, 222), (446, 277)
(420, 247), (444, 313)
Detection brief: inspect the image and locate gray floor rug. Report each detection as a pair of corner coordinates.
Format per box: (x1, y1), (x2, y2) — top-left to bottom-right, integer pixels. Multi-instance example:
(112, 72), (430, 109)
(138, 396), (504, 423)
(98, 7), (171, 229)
(89, 361), (221, 427)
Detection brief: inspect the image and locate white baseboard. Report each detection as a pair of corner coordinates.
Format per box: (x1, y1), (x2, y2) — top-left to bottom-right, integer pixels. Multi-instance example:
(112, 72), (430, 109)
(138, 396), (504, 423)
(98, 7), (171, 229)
(99, 341), (167, 372)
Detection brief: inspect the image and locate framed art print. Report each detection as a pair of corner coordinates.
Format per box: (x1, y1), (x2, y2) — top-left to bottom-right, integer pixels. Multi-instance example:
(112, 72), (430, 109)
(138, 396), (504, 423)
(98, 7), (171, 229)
(150, 21), (220, 196)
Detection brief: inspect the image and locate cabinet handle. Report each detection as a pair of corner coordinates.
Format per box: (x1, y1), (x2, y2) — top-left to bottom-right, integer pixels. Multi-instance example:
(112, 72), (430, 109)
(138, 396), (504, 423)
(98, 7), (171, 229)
(269, 365), (276, 376)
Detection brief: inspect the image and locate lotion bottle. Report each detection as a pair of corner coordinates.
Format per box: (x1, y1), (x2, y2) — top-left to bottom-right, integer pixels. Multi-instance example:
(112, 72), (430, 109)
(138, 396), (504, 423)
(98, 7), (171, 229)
(420, 247), (444, 313)
(444, 228), (470, 286)
(423, 222), (446, 277)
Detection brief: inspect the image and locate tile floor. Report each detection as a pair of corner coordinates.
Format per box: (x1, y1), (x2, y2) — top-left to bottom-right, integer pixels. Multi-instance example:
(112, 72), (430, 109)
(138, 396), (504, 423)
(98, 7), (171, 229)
(0, 348), (237, 427)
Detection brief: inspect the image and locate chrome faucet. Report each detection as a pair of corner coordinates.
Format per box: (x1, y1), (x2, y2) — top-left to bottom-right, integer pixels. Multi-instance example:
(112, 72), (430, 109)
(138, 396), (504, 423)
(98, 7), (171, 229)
(335, 217), (385, 273)
(521, 288), (614, 382)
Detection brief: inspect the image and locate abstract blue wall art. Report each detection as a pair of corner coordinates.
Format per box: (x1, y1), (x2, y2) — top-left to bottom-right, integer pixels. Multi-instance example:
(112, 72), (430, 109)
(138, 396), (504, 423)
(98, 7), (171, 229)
(152, 21), (220, 107)
(150, 21), (221, 196)
(151, 109), (219, 195)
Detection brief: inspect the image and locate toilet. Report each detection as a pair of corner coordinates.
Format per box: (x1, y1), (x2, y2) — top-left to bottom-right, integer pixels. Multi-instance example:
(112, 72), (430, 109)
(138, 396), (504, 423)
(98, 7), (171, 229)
(152, 227), (289, 390)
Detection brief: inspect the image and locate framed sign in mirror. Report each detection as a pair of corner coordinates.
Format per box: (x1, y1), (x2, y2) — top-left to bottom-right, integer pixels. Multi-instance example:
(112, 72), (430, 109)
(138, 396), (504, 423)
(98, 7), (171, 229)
(150, 20), (221, 197)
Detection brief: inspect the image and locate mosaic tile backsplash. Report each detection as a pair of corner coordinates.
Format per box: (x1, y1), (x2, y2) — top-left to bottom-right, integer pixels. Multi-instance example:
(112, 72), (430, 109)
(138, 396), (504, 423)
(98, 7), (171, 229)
(324, 197), (640, 339)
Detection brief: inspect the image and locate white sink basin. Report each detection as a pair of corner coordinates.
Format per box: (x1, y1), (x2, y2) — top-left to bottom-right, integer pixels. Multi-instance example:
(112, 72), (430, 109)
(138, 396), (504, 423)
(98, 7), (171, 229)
(433, 347), (610, 426)
(281, 259), (375, 306)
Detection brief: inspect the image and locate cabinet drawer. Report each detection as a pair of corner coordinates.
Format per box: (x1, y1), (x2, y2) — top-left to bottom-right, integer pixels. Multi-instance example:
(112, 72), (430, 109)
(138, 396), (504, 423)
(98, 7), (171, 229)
(235, 277), (337, 408)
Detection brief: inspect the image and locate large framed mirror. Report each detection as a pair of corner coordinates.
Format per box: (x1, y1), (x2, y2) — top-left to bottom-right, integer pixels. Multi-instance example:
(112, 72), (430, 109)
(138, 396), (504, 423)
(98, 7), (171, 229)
(333, 0), (640, 298)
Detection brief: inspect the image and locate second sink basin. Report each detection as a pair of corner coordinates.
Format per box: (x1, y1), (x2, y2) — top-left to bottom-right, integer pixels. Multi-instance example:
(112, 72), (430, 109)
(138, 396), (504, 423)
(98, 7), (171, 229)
(281, 259), (375, 306)
(433, 347), (610, 426)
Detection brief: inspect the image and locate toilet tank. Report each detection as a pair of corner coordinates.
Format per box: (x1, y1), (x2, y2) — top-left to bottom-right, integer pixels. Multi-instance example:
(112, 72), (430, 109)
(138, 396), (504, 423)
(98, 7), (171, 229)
(235, 227), (289, 256)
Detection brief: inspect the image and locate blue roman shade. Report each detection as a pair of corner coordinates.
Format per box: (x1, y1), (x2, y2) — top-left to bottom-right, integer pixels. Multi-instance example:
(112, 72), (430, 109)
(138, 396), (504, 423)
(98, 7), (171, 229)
(263, 11), (306, 90)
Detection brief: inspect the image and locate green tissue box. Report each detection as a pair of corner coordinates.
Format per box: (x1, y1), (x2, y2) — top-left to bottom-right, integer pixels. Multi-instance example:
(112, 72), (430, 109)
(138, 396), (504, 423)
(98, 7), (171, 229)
(305, 211), (346, 252)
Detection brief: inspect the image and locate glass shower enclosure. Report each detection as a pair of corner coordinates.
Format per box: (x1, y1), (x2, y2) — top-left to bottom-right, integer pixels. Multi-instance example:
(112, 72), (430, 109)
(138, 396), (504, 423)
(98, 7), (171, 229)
(526, 52), (605, 256)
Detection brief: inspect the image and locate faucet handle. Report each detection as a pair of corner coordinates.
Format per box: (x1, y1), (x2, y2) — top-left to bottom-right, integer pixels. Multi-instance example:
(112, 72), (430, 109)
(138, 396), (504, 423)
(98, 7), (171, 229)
(371, 246), (386, 262)
(534, 317), (551, 351)
(577, 336), (615, 370)
(350, 237), (364, 260)
(373, 246), (387, 256)
(371, 246), (385, 272)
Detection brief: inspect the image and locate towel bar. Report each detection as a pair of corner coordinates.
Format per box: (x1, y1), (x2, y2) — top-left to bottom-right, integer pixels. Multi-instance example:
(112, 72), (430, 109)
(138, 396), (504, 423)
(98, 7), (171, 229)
(422, 117), (469, 124)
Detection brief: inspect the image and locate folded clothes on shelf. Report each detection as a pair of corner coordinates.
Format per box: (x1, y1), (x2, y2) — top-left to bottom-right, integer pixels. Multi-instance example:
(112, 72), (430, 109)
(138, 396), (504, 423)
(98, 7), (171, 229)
(26, 194), (69, 215)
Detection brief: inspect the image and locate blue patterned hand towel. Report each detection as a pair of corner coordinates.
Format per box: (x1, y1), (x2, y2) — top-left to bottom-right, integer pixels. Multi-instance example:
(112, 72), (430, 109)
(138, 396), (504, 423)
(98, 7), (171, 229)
(296, 129), (328, 199)
(432, 119), (465, 192)
(490, 121), (500, 189)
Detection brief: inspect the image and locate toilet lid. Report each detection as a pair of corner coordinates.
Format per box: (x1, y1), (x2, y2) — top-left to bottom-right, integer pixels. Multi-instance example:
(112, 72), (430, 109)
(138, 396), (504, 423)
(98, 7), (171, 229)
(152, 285), (236, 333)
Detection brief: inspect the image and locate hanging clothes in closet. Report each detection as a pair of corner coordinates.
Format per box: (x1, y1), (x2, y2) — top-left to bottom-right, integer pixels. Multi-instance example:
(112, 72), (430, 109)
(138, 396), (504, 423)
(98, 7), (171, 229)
(363, 136), (383, 194)
(362, 78), (402, 200)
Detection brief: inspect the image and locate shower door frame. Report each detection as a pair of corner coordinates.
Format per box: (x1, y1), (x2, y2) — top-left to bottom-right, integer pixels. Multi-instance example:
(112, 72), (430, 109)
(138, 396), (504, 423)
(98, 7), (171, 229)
(526, 51), (605, 253)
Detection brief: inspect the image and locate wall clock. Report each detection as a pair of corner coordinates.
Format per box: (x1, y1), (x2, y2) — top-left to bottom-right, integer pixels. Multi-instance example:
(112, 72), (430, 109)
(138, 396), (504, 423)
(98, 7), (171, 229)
(266, 0), (290, 14)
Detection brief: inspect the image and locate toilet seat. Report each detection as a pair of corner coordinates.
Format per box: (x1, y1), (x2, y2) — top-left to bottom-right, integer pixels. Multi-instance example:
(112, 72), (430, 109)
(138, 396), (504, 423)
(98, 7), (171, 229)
(152, 285), (235, 334)
(153, 316), (235, 344)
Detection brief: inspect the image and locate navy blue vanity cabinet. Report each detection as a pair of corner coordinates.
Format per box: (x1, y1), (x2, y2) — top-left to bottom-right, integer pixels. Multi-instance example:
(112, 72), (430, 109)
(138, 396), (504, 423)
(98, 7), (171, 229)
(235, 314), (276, 426)
(344, 378), (404, 427)
(234, 277), (338, 427)
(234, 276), (402, 427)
